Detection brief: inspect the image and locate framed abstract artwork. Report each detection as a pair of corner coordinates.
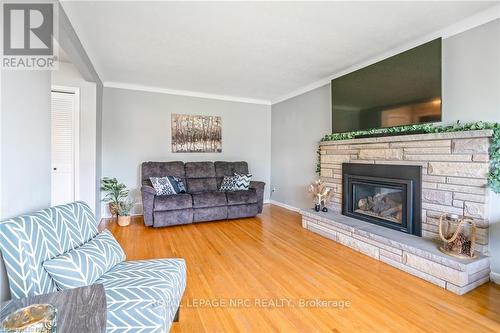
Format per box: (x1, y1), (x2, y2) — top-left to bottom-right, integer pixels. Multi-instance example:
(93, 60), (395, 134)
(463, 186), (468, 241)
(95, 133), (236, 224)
(171, 114), (222, 152)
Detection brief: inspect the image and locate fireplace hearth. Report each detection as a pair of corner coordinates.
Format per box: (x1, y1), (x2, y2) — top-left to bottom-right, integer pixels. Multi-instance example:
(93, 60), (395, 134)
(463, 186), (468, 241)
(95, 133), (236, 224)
(342, 163), (422, 236)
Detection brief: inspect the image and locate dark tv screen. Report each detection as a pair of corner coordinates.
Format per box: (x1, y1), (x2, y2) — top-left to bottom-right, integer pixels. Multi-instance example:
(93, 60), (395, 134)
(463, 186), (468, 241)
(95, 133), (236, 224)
(332, 38), (442, 133)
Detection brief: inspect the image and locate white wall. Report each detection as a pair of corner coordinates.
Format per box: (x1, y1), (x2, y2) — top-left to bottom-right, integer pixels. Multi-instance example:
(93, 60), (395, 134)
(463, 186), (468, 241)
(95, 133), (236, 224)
(271, 85), (331, 210)
(102, 87), (271, 216)
(0, 70), (52, 301)
(1, 71), (52, 218)
(52, 62), (98, 214)
(442, 19), (500, 123)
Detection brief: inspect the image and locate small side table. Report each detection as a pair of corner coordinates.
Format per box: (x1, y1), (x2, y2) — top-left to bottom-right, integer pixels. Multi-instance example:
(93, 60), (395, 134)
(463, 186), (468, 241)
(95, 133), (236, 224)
(1, 284), (107, 333)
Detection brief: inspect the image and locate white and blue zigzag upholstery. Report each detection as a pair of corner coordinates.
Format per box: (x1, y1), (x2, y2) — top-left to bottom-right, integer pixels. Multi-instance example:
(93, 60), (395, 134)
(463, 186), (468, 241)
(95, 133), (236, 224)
(98, 259), (186, 332)
(43, 230), (126, 290)
(0, 201), (186, 333)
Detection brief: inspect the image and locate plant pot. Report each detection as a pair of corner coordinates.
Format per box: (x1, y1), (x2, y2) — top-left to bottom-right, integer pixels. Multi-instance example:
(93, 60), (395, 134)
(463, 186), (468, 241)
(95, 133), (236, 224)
(117, 215), (131, 227)
(109, 203), (119, 217)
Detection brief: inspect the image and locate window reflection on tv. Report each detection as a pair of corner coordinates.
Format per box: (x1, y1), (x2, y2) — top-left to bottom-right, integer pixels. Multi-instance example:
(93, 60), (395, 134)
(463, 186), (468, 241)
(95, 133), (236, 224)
(332, 38), (442, 133)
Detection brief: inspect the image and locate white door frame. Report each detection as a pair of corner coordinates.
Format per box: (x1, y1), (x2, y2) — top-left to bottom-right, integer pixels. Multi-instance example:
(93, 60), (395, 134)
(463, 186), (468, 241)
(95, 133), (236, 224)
(51, 85), (80, 203)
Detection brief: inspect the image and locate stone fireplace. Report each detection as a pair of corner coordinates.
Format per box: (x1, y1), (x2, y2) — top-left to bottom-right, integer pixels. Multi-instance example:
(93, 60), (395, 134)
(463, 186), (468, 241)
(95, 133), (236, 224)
(319, 129), (492, 253)
(300, 130), (493, 295)
(342, 163), (421, 236)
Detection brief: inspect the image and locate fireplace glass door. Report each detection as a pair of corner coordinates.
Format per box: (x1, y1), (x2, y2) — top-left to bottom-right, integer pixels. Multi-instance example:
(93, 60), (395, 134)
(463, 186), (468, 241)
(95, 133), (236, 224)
(342, 163), (421, 236)
(343, 174), (415, 234)
(352, 182), (404, 224)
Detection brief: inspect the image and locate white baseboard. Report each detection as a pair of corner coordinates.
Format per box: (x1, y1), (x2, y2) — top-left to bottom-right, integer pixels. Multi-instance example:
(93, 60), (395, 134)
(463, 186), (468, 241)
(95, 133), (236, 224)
(490, 272), (500, 284)
(268, 200), (301, 212)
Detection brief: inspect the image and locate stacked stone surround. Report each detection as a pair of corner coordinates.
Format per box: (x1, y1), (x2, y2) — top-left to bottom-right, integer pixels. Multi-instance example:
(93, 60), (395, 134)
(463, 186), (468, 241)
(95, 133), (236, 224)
(319, 129), (493, 254)
(301, 209), (490, 295)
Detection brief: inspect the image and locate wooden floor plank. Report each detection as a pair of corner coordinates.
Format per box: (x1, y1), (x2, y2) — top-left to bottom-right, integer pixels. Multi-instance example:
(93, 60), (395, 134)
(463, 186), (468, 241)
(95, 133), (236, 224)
(101, 204), (500, 332)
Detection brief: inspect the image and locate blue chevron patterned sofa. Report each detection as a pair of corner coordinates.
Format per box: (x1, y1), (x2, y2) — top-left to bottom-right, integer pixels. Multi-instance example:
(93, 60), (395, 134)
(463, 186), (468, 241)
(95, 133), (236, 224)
(0, 201), (186, 333)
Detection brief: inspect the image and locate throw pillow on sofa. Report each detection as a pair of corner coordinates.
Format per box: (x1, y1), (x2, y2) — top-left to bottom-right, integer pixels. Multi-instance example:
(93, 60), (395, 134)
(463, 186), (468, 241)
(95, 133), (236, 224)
(219, 173), (252, 191)
(150, 176), (186, 195)
(43, 230), (125, 290)
(234, 173), (252, 190)
(219, 175), (238, 191)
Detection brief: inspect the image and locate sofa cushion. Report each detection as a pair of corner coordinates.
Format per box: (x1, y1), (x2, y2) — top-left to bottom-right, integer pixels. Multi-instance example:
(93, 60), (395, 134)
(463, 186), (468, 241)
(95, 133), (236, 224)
(96, 258), (186, 333)
(185, 162), (216, 178)
(43, 230), (125, 290)
(142, 161), (185, 185)
(155, 193), (192, 211)
(226, 190), (258, 205)
(186, 178), (217, 193)
(192, 191), (227, 208)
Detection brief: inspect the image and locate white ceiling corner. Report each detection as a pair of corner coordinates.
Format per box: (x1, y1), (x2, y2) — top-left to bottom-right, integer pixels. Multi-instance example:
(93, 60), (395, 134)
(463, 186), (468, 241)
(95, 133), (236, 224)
(60, 1), (500, 105)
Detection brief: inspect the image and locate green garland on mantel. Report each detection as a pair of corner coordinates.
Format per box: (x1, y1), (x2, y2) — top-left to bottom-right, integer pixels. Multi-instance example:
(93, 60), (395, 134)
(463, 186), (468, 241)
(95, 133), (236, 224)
(316, 121), (500, 194)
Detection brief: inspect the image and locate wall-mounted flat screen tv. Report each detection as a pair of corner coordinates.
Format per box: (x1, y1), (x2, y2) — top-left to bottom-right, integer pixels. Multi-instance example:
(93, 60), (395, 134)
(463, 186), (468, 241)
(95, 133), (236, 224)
(332, 38), (442, 133)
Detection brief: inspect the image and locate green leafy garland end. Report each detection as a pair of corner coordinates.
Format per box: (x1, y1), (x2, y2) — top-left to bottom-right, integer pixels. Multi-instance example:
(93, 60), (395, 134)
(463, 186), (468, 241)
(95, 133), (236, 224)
(317, 121), (500, 194)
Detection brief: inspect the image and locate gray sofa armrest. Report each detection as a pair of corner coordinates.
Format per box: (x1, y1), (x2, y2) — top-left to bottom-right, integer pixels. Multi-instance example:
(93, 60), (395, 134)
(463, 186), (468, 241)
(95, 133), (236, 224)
(141, 185), (156, 227)
(250, 181), (265, 213)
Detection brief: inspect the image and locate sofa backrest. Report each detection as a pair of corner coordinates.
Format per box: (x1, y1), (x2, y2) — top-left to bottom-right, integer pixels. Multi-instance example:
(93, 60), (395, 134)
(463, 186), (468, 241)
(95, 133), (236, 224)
(0, 202), (98, 299)
(185, 162), (217, 193)
(141, 161), (249, 193)
(142, 161), (185, 186)
(214, 161), (249, 188)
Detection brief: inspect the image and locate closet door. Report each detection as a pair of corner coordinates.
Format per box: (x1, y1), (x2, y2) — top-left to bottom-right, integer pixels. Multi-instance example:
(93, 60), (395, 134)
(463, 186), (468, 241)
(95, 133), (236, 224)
(51, 90), (78, 206)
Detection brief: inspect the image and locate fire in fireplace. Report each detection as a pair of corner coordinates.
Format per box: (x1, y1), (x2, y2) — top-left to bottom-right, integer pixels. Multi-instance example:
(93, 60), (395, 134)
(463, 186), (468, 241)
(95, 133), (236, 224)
(342, 163), (422, 236)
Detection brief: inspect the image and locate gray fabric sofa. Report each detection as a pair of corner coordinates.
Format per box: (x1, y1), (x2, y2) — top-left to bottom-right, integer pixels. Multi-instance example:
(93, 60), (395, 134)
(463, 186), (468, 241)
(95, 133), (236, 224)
(141, 161), (265, 227)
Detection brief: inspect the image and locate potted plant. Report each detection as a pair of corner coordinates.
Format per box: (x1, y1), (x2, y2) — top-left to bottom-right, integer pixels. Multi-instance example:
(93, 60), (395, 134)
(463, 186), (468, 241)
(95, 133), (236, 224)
(101, 177), (129, 217)
(117, 200), (134, 227)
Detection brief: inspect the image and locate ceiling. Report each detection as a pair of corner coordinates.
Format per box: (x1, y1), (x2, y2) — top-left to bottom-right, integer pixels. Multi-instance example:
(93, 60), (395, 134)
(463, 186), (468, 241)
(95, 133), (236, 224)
(60, 1), (499, 104)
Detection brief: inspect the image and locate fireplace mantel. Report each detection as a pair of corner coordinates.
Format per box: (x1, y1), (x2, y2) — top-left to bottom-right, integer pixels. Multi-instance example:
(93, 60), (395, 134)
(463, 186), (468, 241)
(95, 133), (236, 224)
(319, 129), (493, 254)
(319, 129), (494, 146)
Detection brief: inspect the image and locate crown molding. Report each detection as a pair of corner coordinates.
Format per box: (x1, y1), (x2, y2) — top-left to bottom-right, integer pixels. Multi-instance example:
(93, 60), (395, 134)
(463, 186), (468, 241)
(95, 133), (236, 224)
(271, 4), (500, 105)
(103, 81), (272, 106)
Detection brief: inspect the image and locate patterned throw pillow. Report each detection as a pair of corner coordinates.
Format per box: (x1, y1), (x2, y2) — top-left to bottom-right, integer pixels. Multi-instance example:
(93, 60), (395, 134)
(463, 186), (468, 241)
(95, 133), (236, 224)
(150, 176), (186, 195)
(219, 174), (252, 191)
(219, 175), (238, 191)
(43, 230), (125, 290)
(234, 173), (252, 190)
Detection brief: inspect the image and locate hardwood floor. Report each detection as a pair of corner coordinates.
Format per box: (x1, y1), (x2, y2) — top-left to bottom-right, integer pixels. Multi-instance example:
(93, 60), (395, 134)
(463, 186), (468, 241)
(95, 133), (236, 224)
(101, 204), (500, 332)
